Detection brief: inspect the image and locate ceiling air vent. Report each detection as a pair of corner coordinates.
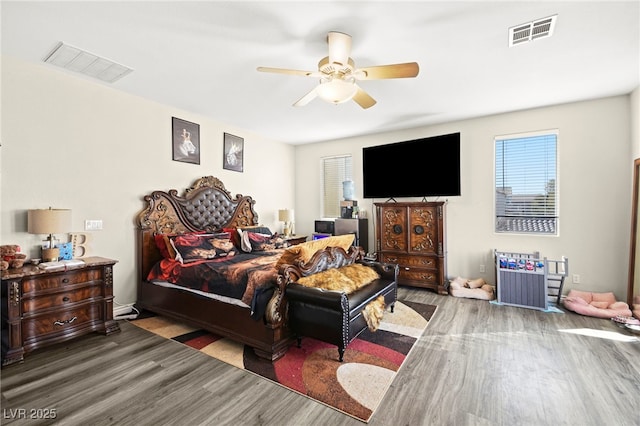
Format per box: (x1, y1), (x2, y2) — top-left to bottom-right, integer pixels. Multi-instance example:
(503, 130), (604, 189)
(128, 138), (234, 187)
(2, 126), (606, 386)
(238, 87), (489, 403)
(43, 42), (133, 83)
(509, 15), (557, 47)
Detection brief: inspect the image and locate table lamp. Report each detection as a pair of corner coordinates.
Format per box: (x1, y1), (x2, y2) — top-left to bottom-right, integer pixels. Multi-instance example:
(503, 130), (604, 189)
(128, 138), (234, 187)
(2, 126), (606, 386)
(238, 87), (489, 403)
(28, 208), (72, 262)
(278, 209), (294, 237)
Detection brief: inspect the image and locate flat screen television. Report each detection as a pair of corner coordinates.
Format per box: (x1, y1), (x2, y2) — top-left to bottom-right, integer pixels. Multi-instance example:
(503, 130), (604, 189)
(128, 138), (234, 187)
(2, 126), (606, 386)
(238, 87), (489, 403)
(362, 132), (461, 199)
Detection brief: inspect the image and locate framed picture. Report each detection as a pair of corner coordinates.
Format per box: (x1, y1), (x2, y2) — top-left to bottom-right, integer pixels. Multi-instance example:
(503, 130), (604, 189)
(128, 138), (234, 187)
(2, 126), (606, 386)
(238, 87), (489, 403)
(223, 132), (244, 172)
(172, 117), (200, 164)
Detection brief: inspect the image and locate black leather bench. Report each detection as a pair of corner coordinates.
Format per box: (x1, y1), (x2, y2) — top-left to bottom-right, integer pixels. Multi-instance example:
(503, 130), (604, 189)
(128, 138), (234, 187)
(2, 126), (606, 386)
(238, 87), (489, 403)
(283, 252), (398, 362)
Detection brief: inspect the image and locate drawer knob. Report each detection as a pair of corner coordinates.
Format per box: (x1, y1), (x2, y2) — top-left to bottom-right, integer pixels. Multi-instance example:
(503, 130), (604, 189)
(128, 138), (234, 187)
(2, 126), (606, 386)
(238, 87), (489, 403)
(54, 316), (77, 326)
(62, 296), (70, 302)
(62, 278), (69, 283)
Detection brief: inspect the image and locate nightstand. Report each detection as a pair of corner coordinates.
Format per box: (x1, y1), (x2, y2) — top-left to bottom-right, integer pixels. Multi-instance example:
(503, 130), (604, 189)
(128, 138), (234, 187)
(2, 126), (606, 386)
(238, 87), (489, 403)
(1, 256), (120, 366)
(285, 235), (308, 246)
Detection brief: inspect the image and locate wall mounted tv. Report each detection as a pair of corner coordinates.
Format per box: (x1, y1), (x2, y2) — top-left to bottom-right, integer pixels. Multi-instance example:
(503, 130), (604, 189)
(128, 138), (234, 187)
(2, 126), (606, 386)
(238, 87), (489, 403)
(362, 132), (461, 199)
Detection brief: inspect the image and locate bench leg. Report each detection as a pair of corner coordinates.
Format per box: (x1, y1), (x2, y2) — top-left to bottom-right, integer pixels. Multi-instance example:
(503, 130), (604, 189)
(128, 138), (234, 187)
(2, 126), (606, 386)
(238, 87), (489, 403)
(390, 302), (395, 313)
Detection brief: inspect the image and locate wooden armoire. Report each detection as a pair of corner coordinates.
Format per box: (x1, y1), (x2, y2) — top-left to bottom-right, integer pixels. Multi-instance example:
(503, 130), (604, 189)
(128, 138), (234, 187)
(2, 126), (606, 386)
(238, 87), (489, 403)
(374, 202), (447, 294)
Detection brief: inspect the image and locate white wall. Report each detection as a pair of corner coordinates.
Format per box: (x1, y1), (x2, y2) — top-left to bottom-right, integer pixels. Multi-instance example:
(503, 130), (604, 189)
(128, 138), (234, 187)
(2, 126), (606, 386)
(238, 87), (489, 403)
(3, 55), (636, 305)
(295, 95), (633, 300)
(631, 86), (639, 159)
(1, 56), (295, 305)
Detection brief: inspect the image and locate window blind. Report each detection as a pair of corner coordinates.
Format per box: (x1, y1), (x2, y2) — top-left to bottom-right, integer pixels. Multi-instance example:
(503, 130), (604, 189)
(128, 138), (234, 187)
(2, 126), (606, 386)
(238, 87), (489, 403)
(322, 155), (352, 218)
(495, 132), (557, 234)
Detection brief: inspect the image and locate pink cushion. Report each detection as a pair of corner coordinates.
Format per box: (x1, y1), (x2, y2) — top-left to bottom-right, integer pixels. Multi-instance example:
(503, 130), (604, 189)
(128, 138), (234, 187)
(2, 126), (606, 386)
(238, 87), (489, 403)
(591, 292), (616, 305)
(563, 290), (632, 319)
(567, 289), (593, 303)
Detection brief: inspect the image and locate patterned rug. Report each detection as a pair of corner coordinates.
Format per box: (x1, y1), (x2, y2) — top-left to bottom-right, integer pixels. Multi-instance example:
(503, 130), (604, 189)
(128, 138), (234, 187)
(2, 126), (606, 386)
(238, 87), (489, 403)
(130, 300), (436, 422)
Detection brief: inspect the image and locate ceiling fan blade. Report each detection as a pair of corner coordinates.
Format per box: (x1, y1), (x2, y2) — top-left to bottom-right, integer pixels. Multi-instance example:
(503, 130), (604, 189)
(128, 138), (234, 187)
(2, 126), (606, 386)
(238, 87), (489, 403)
(356, 62), (420, 80)
(293, 87), (318, 107)
(327, 31), (352, 66)
(257, 66), (318, 77)
(352, 86), (376, 109)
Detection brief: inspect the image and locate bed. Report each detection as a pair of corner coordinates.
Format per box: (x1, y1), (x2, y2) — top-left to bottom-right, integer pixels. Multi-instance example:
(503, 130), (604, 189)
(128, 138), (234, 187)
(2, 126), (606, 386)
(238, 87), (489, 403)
(136, 176), (293, 361)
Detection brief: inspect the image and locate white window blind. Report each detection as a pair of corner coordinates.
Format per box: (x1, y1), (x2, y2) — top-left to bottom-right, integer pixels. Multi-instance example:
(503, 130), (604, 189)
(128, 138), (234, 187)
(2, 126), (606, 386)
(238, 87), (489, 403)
(322, 155), (352, 218)
(495, 132), (558, 234)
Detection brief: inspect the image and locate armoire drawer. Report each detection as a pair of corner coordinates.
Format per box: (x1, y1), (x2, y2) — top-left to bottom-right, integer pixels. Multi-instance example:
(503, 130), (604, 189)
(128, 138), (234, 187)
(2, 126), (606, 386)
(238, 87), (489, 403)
(380, 253), (437, 269)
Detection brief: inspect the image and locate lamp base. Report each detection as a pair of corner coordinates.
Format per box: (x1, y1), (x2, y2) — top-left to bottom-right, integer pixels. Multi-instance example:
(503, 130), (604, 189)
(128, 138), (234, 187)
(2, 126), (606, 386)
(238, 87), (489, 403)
(42, 248), (60, 262)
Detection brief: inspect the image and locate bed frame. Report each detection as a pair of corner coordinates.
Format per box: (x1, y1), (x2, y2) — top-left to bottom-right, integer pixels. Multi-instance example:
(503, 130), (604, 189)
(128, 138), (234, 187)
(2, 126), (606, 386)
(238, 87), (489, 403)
(136, 176), (292, 361)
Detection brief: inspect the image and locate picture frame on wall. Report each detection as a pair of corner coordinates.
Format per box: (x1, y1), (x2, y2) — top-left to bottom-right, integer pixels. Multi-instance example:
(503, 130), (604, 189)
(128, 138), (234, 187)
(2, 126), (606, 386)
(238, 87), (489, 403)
(172, 117), (200, 164)
(223, 132), (244, 172)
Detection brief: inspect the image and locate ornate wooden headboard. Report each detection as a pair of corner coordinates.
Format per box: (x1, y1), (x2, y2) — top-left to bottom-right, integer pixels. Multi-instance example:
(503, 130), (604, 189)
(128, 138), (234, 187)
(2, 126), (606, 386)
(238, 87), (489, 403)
(136, 176), (259, 282)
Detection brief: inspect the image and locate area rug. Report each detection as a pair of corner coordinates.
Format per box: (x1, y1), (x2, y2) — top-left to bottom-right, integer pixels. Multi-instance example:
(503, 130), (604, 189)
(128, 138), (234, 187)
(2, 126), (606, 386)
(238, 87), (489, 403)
(130, 300), (436, 422)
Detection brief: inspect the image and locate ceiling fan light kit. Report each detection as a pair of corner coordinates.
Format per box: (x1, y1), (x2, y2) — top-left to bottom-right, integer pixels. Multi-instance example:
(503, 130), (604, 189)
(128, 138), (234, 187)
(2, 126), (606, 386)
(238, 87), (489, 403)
(316, 78), (358, 104)
(257, 31), (419, 109)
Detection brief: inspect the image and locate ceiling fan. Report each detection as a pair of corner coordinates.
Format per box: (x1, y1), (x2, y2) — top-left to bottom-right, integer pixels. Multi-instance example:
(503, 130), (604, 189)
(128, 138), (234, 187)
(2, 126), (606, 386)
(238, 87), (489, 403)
(257, 31), (419, 109)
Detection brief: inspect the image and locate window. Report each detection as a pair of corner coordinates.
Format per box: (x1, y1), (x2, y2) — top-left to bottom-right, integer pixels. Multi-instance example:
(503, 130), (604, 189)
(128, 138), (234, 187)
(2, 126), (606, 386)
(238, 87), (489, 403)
(322, 155), (352, 218)
(495, 131), (558, 235)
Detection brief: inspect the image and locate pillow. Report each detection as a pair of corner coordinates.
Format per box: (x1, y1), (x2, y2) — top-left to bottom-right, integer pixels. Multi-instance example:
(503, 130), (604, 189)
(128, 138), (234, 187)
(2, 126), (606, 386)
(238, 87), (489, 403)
(240, 231), (288, 252)
(170, 232), (236, 263)
(209, 233), (237, 258)
(276, 234), (355, 267)
(223, 226), (272, 248)
(155, 232), (206, 260)
(337, 264), (380, 288)
(467, 278), (486, 289)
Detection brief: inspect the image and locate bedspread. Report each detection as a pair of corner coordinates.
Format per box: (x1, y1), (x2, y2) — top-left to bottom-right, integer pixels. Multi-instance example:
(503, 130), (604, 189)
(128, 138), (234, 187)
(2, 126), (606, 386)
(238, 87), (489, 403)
(147, 250), (284, 307)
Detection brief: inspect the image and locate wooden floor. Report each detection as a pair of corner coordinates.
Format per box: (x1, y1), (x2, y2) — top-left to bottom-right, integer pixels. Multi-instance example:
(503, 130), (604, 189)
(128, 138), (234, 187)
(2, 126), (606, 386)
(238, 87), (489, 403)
(2, 287), (639, 426)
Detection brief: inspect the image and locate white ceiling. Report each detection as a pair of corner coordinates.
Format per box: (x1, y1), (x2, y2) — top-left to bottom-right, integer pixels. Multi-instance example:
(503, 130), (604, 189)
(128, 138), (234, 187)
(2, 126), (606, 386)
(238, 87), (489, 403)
(2, 1), (639, 145)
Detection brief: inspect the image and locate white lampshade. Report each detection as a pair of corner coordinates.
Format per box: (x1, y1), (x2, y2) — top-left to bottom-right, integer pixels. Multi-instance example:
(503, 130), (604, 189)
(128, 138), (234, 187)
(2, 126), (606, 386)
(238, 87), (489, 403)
(278, 209), (294, 222)
(28, 208), (72, 235)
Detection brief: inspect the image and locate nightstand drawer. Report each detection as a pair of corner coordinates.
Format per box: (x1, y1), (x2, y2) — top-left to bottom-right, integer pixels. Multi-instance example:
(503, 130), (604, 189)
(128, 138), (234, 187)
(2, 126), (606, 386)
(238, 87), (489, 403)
(22, 270), (102, 294)
(22, 303), (103, 340)
(22, 286), (103, 313)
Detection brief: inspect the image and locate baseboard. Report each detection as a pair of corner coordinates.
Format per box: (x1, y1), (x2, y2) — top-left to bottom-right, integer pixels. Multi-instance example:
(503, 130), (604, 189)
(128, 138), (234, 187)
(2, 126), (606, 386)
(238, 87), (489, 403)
(113, 304), (135, 317)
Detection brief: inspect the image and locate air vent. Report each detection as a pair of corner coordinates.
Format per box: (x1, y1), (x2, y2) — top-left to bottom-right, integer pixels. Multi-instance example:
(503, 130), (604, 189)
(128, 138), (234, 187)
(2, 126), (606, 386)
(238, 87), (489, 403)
(43, 42), (133, 83)
(509, 15), (557, 47)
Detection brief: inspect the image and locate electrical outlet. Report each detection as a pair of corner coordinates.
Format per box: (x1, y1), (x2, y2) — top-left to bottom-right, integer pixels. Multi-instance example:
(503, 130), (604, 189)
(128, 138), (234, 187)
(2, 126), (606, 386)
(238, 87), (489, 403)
(572, 274), (580, 284)
(84, 220), (103, 231)
(479, 264), (485, 273)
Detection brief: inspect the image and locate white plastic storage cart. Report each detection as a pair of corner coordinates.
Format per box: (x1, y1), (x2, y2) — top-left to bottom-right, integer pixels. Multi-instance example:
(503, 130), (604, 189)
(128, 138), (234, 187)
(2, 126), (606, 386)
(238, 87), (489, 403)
(494, 250), (569, 311)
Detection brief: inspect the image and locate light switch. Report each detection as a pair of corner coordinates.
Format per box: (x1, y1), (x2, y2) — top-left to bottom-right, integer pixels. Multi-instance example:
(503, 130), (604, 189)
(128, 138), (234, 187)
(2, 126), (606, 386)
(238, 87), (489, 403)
(84, 220), (103, 231)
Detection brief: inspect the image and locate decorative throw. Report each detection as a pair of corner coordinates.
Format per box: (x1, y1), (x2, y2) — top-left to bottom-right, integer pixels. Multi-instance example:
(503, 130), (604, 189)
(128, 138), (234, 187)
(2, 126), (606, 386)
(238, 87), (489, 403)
(362, 296), (386, 331)
(296, 263), (385, 331)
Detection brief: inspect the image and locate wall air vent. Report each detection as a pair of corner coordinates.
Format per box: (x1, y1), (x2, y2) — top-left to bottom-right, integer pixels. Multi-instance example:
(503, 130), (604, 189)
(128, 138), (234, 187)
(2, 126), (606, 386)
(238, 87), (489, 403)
(509, 15), (557, 47)
(43, 42), (133, 83)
